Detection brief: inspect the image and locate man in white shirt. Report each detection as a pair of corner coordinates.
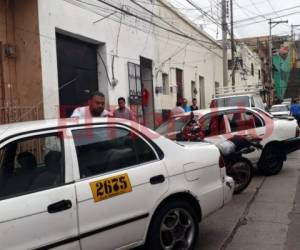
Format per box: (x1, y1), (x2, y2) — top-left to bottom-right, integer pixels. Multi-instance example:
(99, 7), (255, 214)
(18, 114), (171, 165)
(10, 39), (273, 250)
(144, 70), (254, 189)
(71, 91), (111, 118)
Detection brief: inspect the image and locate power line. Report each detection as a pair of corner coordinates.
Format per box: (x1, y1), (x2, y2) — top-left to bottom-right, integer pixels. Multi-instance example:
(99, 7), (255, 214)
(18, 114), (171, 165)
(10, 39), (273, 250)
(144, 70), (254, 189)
(233, 1), (298, 34)
(249, 0), (265, 19)
(68, 0), (216, 51)
(0, 0), (219, 64)
(93, 10), (118, 24)
(184, 0), (222, 27)
(266, 0), (280, 19)
(70, 0), (217, 46)
(129, 0), (222, 54)
(90, 0), (222, 57)
(67, 0), (221, 56)
(236, 11), (300, 28)
(234, 4), (300, 24)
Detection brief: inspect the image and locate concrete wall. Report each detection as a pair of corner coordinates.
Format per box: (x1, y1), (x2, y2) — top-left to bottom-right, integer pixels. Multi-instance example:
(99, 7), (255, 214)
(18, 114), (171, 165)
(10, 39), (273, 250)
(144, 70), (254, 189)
(38, 0), (158, 119)
(0, 0), (43, 121)
(156, 0), (223, 110)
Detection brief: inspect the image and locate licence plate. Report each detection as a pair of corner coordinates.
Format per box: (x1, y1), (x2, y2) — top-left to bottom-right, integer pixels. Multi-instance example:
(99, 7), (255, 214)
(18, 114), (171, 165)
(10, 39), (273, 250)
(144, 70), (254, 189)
(89, 173), (132, 202)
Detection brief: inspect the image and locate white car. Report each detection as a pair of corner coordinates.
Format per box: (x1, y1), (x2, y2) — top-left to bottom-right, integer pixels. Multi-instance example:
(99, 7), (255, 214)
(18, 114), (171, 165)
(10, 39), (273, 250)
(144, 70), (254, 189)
(270, 104), (290, 117)
(0, 118), (234, 250)
(156, 107), (300, 176)
(282, 98), (292, 109)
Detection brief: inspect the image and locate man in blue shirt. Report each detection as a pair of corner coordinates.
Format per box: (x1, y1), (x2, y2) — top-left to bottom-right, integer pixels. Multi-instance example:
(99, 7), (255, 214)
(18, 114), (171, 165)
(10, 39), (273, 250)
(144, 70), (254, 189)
(182, 98), (191, 112)
(290, 99), (300, 123)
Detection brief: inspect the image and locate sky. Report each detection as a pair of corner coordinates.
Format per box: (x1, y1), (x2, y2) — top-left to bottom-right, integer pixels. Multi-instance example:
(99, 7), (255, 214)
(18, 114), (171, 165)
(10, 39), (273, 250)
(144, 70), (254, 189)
(170, 0), (300, 39)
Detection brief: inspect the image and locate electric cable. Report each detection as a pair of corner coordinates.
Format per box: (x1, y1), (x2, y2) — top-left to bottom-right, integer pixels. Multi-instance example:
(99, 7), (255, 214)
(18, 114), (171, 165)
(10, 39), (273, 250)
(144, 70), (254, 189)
(129, 0), (222, 55)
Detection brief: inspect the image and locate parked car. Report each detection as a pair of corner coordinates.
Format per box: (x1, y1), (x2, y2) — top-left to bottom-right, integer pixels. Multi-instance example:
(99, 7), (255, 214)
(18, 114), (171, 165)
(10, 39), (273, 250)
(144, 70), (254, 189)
(156, 107), (300, 176)
(0, 118), (234, 250)
(270, 104), (290, 117)
(282, 98), (292, 109)
(210, 94), (266, 110)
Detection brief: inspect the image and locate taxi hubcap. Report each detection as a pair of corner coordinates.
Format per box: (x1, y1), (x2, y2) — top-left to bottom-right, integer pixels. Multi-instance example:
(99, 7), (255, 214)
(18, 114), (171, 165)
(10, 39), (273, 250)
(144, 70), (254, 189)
(160, 208), (195, 250)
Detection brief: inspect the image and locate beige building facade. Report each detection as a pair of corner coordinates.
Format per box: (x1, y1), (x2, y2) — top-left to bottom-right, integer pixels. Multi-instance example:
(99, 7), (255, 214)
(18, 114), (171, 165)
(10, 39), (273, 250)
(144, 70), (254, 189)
(156, 0), (223, 112)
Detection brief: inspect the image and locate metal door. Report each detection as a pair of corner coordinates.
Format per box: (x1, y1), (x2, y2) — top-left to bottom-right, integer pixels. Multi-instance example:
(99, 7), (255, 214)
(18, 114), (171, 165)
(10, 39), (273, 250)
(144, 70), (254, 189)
(56, 34), (99, 118)
(140, 57), (155, 129)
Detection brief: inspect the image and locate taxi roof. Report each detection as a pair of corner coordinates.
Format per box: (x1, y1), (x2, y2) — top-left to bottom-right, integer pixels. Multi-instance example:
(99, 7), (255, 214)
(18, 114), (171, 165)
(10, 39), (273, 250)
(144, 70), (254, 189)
(173, 106), (251, 118)
(271, 104), (289, 107)
(212, 94), (259, 100)
(0, 118), (141, 141)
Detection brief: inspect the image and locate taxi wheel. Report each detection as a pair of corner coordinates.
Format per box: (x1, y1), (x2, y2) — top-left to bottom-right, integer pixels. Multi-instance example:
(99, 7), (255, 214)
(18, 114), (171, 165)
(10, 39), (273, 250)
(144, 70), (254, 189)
(146, 200), (198, 250)
(258, 147), (284, 176)
(227, 158), (253, 194)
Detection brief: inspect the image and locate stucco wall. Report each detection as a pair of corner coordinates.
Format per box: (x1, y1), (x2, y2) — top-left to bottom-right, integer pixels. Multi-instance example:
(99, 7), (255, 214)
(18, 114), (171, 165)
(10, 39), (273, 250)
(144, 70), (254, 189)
(156, 0), (223, 109)
(38, 0), (159, 119)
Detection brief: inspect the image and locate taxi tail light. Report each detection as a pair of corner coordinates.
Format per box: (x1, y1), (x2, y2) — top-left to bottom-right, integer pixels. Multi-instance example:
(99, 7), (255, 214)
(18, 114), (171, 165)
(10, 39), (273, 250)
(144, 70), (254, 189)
(219, 155), (225, 168)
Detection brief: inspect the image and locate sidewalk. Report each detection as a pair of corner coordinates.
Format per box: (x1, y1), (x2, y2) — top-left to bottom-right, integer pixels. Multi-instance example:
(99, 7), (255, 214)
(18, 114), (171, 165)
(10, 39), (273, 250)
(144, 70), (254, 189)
(284, 157), (300, 250)
(197, 151), (300, 250)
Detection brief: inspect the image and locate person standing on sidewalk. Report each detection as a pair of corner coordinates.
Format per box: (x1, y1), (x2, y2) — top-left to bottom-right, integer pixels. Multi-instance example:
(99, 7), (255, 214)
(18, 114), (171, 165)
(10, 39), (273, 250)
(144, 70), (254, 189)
(190, 98), (199, 111)
(290, 99), (300, 125)
(113, 97), (135, 121)
(171, 101), (185, 116)
(71, 91), (111, 118)
(182, 98), (191, 112)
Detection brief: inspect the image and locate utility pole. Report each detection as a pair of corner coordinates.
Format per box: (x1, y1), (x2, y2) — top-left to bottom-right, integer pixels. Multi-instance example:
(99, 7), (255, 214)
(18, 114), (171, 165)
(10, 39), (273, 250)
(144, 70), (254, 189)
(230, 0), (235, 87)
(268, 19), (288, 88)
(269, 19), (272, 87)
(291, 25), (300, 41)
(222, 0), (228, 87)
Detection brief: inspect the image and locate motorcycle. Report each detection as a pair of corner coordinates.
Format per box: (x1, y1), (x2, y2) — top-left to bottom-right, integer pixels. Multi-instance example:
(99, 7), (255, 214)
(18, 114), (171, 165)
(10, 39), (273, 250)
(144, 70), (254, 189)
(216, 135), (262, 194)
(180, 112), (262, 194)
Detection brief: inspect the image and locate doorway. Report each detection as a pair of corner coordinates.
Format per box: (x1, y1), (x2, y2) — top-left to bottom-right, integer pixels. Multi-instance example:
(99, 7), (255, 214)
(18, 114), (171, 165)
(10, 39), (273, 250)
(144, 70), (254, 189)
(140, 57), (155, 129)
(56, 33), (99, 117)
(176, 69), (183, 101)
(199, 76), (205, 108)
(191, 81), (196, 99)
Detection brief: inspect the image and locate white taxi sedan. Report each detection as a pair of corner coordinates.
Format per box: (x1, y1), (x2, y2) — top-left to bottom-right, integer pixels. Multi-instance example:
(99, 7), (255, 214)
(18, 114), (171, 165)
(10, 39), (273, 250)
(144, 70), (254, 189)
(0, 118), (233, 250)
(156, 107), (300, 176)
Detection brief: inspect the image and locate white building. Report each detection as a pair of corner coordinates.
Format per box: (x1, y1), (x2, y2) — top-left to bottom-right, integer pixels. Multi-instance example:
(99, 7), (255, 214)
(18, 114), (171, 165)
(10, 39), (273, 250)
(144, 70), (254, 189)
(37, 0), (224, 127)
(38, 0), (160, 128)
(1, 0), (224, 127)
(155, 0), (223, 113)
(221, 43), (262, 96)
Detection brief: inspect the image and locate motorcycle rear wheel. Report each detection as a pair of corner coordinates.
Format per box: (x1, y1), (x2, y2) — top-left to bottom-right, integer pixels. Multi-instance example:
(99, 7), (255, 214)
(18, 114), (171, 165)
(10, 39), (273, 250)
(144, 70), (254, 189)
(226, 158), (253, 194)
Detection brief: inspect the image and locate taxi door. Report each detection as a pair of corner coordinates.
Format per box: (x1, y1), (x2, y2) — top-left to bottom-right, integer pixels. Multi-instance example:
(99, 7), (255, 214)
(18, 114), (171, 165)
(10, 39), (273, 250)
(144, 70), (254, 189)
(201, 112), (232, 144)
(69, 125), (169, 250)
(224, 109), (265, 164)
(0, 130), (79, 250)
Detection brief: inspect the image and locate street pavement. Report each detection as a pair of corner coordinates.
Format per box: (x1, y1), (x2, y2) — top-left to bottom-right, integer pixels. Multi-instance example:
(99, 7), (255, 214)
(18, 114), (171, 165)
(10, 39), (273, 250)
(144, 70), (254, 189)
(134, 151), (300, 250)
(197, 151), (300, 250)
